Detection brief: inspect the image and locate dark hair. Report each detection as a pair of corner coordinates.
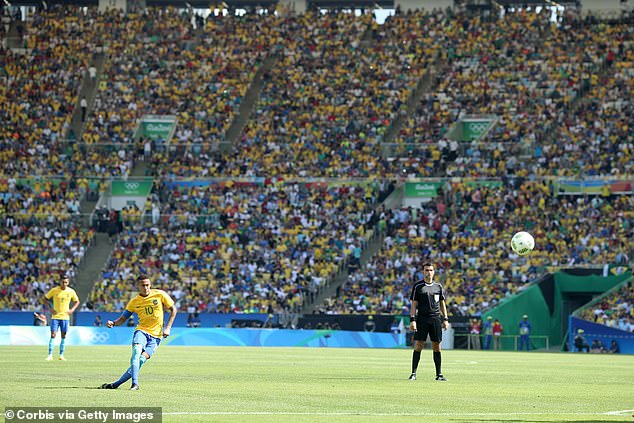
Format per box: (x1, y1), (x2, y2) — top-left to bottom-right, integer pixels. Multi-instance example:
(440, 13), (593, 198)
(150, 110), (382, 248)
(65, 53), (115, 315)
(422, 262), (434, 269)
(137, 275), (150, 282)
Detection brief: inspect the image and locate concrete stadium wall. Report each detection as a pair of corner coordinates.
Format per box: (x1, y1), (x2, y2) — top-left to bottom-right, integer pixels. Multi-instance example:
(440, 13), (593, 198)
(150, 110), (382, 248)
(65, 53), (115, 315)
(581, 0), (628, 12)
(279, 0), (307, 14)
(396, 0), (452, 12)
(99, 0), (127, 12)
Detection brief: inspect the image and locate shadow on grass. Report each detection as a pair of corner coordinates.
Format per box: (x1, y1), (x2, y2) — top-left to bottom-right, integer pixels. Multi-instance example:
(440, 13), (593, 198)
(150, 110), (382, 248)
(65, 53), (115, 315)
(453, 420), (617, 423)
(35, 386), (103, 390)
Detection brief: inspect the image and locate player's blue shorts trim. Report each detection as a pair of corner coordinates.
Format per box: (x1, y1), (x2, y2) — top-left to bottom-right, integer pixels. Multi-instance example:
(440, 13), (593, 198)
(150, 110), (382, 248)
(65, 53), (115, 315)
(50, 319), (69, 333)
(132, 330), (162, 358)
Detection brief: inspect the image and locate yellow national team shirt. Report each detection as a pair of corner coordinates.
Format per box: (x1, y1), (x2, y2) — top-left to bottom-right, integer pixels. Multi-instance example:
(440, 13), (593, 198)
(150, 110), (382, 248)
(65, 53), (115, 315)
(126, 289), (175, 338)
(45, 287), (79, 320)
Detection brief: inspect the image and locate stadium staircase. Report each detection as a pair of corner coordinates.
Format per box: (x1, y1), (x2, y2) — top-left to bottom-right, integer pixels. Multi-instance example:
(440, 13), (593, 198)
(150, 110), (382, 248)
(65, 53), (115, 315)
(300, 185), (404, 314)
(75, 52), (107, 218)
(381, 59), (449, 149)
(5, 18), (24, 49)
(73, 233), (114, 305)
(130, 29), (203, 177)
(359, 19), (375, 49)
(219, 54), (279, 153)
(130, 163), (148, 178)
(300, 227), (384, 315)
(535, 54), (616, 163)
(67, 52), (113, 305)
(68, 52), (106, 143)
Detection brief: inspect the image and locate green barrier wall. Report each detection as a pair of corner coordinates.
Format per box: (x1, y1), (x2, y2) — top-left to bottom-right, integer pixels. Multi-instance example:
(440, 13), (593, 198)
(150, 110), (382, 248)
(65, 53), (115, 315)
(481, 284), (550, 351)
(553, 272), (629, 291)
(482, 271), (630, 350)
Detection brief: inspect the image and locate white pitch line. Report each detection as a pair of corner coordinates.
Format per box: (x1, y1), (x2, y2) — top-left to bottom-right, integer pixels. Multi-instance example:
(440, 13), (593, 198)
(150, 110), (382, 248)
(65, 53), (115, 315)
(604, 409), (634, 416)
(163, 411), (632, 416)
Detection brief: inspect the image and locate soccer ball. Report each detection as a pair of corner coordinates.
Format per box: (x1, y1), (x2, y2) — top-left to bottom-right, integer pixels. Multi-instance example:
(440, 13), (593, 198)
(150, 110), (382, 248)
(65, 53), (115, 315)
(511, 231), (535, 256)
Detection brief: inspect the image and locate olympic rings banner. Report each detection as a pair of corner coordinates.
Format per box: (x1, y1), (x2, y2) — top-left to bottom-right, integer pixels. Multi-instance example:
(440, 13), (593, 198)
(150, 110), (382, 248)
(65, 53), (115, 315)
(111, 180), (153, 196)
(0, 326), (130, 346)
(0, 326), (406, 348)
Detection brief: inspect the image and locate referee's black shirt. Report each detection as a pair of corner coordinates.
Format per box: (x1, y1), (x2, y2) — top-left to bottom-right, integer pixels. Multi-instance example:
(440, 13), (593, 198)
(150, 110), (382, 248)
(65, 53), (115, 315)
(410, 281), (445, 319)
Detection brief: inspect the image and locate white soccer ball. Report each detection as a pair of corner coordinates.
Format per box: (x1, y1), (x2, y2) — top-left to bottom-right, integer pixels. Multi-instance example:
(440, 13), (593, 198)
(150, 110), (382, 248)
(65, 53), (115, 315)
(511, 231), (535, 256)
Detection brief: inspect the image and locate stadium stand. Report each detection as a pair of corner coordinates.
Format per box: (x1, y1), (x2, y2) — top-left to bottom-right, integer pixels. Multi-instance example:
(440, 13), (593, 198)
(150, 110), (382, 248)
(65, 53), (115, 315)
(0, 7), (91, 177)
(579, 282), (634, 332)
(0, 178), (95, 311)
(316, 180), (634, 316)
(535, 21), (633, 176)
(0, 5), (632, 327)
(82, 8), (271, 146)
(389, 11), (633, 178)
(86, 181), (389, 313)
(220, 12), (379, 177)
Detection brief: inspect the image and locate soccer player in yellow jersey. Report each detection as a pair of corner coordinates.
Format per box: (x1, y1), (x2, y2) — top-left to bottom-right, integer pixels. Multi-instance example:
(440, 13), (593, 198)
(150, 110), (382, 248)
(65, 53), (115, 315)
(101, 275), (176, 390)
(44, 276), (80, 361)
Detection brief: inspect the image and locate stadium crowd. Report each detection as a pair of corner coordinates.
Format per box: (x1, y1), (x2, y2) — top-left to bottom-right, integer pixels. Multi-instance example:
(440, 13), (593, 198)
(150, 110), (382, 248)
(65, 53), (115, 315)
(82, 8), (277, 151)
(315, 180), (633, 316)
(579, 281), (634, 332)
(534, 21), (633, 177)
(1, 8), (91, 178)
(0, 178), (94, 310)
(85, 181), (389, 313)
(226, 10), (442, 178)
(0, 5), (632, 326)
(391, 10), (633, 179)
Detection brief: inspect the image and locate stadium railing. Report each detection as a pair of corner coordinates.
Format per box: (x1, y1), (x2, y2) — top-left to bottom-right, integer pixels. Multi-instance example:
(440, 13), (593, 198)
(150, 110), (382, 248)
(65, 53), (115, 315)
(457, 334), (550, 351)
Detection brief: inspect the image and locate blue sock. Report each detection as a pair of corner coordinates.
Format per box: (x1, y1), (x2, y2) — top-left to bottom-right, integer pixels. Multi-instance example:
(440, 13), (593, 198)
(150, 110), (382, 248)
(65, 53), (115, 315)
(114, 355), (146, 388)
(60, 339), (66, 356)
(130, 345), (142, 385)
(114, 368), (132, 388)
(48, 338), (54, 355)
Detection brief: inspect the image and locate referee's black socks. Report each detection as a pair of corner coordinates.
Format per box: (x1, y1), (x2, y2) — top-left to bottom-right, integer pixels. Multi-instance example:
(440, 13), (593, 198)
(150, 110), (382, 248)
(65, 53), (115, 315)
(433, 351), (442, 376)
(412, 350), (421, 373)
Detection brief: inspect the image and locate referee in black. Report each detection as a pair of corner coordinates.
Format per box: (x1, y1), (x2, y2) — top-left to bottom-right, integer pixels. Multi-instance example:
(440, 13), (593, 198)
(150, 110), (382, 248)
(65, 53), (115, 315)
(408, 262), (448, 381)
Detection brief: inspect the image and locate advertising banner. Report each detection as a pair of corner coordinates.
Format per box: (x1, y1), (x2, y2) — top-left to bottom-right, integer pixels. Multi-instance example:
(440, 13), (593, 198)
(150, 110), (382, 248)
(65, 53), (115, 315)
(463, 119), (494, 141)
(464, 180), (503, 189)
(111, 180), (153, 196)
(141, 121), (173, 140)
(0, 326), (406, 349)
(137, 115), (177, 141)
(569, 317), (634, 354)
(404, 182), (443, 197)
(556, 179), (633, 195)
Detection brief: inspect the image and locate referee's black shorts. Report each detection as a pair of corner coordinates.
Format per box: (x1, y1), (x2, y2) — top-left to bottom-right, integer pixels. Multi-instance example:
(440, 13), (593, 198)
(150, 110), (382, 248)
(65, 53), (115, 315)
(413, 316), (443, 342)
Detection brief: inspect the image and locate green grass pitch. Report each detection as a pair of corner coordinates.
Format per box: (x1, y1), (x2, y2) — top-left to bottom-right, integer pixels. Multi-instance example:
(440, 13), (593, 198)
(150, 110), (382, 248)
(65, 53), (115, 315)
(0, 346), (632, 422)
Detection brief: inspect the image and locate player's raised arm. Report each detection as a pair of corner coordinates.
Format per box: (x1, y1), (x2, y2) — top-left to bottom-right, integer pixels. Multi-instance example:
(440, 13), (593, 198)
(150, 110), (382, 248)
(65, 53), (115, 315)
(107, 310), (133, 328)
